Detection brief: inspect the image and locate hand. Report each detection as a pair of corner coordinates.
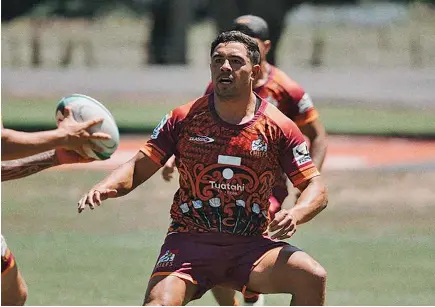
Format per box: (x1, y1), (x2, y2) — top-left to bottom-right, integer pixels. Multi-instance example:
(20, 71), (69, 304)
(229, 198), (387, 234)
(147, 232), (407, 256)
(57, 106), (111, 150)
(77, 188), (118, 213)
(268, 209), (297, 240)
(161, 165), (175, 182)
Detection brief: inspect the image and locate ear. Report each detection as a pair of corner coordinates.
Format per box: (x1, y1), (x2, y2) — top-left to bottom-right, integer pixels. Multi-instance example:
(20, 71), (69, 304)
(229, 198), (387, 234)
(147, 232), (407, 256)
(251, 64), (261, 81)
(263, 40), (272, 55)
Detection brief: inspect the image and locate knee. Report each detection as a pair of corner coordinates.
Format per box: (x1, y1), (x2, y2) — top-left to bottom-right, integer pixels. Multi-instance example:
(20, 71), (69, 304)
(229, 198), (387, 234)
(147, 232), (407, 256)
(143, 296), (183, 306)
(312, 264), (327, 285)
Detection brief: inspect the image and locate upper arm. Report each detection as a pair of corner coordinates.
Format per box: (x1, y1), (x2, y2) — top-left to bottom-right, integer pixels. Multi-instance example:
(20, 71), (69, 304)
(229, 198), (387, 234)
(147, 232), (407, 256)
(278, 119), (320, 187)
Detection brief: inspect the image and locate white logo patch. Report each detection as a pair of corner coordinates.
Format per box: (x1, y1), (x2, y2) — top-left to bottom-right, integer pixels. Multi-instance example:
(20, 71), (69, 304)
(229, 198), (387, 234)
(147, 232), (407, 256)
(156, 250), (176, 268)
(151, 114), (169, 139)
(297, 93), (314, 114)
(189, 135), (215, 143)
(251, 136), (268, 152)
(292, 142), (312, 166)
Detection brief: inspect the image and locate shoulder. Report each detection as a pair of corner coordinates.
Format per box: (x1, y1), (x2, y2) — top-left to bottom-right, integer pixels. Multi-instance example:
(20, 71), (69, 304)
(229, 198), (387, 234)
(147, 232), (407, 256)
(263, 102), (299, 137)
(269, 66), (305, 100)
(170, 95), (209, 122)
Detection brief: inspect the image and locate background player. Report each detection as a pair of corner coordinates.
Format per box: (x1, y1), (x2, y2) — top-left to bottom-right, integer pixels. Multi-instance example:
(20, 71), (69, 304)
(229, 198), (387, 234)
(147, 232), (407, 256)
(77, 31), (328, 306)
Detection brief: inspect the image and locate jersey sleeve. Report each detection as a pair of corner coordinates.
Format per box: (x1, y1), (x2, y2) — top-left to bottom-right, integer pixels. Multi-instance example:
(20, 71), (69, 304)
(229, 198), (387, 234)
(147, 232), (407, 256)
(278, 119), (320, 187)
(140, 111), (178, 166)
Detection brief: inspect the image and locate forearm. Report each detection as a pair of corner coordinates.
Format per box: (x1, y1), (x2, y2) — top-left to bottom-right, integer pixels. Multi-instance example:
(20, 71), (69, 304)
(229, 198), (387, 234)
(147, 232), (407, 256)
(309, 135), (328, 171)
(1, 150), (58, 181)
(92, 151), (160, 197)
(288, 176), (328, 225)
(1, 129), (67, 160)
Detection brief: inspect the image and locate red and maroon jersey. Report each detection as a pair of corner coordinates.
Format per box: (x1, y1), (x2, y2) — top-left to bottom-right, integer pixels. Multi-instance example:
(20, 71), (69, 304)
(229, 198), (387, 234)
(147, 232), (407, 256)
(205, 65), (318, 127)
(141, 95), (319, 236)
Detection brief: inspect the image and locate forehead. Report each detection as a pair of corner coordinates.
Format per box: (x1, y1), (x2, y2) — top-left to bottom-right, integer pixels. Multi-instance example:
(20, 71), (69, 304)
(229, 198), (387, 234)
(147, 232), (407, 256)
(212, 41), (249, 58)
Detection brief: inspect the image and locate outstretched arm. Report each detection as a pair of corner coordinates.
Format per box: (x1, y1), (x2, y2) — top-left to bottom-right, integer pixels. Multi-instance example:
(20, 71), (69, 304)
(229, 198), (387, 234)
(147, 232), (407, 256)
(1, 107), (110, 161)
(2, 150), (58, 181)
(1, 149), (93, 182)
(77, 151), (161, 213)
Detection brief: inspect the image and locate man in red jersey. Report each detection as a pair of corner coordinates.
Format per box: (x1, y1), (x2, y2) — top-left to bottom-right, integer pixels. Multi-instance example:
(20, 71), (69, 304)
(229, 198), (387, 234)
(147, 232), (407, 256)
(161, 16), (328, 305)
(163, 15), (327, 218)
(78, 31), (328, 306)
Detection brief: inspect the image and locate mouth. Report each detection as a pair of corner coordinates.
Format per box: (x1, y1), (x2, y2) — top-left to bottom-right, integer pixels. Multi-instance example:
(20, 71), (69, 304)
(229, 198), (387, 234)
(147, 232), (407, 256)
(218, 76), (233, 85)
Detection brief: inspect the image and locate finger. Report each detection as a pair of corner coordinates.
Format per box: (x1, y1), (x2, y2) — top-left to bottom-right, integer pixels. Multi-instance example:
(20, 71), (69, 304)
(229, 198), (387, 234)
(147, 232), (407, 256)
(82, 118), (104, 129)
(275, 223), (296, 240)
(87, 191), (96, 210)
(87, 132), (111, 141)
(78, 195), (87, 213)
(274, 228), (297, 240)
(93, 191), (101, 207)
(63, 106), (73, 118)
(268, 214), (284, 232)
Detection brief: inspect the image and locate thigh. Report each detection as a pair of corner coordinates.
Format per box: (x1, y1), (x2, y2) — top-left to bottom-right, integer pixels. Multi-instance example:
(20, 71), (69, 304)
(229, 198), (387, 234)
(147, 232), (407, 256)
(246, 245), (324, 294)
(1, 265), (27, 306)
(144, 274), (198, 306)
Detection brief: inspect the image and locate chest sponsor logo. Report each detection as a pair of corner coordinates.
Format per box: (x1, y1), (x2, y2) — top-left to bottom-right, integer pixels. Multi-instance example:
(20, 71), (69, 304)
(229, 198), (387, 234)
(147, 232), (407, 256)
(292, 142), (312, 166)
(297, 93), (314, 114)
(189, 135), (215, 143)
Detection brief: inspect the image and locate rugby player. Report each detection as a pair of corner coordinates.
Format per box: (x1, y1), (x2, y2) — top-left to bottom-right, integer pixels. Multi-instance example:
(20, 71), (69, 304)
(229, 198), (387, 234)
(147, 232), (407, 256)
(162, 16), (328, 305)
(78, 31), (328, 306)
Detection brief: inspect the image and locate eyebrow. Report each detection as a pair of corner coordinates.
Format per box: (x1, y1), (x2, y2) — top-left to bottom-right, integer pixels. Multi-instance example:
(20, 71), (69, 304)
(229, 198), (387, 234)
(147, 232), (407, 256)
(211, 54), (245, 61)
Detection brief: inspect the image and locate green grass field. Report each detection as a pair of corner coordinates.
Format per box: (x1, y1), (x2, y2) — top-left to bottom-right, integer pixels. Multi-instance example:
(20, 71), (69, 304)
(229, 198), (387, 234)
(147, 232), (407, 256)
(2, 97), (435, 137)
(2, 169), (435, 305)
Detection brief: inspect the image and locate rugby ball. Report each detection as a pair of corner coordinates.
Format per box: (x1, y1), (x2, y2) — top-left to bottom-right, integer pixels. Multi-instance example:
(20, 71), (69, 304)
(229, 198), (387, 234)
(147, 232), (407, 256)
(55, 94), (120, 160)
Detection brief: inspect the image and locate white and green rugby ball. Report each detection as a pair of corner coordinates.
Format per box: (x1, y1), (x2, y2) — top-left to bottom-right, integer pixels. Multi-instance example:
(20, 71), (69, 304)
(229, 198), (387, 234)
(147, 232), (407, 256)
(55, 94), (120, 160)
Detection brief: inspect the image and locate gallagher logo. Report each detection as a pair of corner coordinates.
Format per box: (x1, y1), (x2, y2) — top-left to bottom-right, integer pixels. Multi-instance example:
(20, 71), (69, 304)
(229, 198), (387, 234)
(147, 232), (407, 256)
(189, 135), (215, 144)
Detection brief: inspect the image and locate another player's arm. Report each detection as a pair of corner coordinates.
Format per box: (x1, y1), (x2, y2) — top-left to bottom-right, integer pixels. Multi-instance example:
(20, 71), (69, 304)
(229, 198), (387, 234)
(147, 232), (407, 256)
(78, 151), (161, 213)
(299, 119), (327, 171)
(2, 150), (58, 181)
(1, 149), (93, 182)
(1, 107), (109, 161)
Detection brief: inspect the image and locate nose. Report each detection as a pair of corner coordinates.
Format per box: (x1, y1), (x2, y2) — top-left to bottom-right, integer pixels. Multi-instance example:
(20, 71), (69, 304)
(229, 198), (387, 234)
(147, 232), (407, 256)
(220, 59), (231, 72)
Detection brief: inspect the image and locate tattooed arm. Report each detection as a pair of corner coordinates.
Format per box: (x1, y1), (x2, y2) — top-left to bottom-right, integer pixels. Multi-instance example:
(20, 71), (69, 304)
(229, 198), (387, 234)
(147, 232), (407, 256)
(1, 150), (58, 181)
(1, 149), (93, 182)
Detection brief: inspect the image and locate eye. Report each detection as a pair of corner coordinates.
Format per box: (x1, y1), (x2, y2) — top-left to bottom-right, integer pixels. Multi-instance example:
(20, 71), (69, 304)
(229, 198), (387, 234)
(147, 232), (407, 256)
(230, 58), (242, 65)
(213, 58), (224, 64)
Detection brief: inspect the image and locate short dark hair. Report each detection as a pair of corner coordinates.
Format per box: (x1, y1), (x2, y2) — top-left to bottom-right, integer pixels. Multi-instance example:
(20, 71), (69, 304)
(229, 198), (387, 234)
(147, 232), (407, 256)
(210, 30), (261, 65)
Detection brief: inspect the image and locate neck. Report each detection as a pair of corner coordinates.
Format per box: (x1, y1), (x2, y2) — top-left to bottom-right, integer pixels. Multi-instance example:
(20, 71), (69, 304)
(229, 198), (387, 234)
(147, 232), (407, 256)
(214, 89), (258, 125)
(254, 61), (270, 88)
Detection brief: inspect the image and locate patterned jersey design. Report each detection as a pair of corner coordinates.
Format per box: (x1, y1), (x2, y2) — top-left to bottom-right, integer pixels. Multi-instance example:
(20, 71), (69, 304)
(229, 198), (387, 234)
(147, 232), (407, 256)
(141, 95), (319, 236)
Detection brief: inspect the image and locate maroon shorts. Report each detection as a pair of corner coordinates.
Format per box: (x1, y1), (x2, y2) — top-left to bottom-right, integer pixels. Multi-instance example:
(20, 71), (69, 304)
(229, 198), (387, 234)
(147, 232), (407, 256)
(150, 232), (299, 300)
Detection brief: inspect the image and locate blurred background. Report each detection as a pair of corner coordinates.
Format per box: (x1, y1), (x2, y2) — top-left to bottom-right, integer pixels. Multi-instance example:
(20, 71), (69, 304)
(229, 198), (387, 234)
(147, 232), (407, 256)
(2, 0), (435, 306)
